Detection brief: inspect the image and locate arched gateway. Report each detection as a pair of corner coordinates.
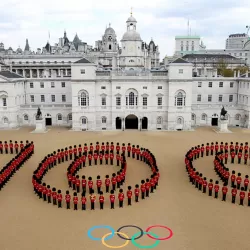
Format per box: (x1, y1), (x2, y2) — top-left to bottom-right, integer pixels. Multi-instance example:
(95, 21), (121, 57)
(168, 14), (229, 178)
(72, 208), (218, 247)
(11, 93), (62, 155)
(125, 114), (138, 129)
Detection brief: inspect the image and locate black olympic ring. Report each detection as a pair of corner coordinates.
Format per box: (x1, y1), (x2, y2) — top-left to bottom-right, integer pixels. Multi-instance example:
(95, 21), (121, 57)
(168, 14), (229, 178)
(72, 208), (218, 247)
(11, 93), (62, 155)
(117, 225), (144, 240)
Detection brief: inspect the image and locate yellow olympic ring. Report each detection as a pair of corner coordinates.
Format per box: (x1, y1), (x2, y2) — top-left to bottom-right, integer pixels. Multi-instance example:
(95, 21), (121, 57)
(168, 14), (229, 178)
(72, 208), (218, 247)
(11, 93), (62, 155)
(101, 232), (130, 249)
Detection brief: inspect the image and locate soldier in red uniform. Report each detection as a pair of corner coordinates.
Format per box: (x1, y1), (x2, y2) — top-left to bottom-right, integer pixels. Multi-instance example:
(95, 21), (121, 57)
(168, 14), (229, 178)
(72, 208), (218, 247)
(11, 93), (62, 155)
(231, 170), (236, 187)
(206, 143), (210, 156)
(78, 144), (82, 156)
(96, 142), (100, 154)
(4, 141), (8, 154)
(198, 173), (203, 191)
(116, 171), (121, 188)
(76, 175), (80, 193)
(210, 142), (214, 155)
(100, 142), (105, 154)
(145, 179), (150, 197)
(72, 174), (76, 190)
(69, 146), (73, 160)
(89, 191), (96, 210)
(136, 145), (140, 160)
(81, 195), (87, 210)
(196, 145), (200, 159)
(231, 185), (237, 204)
(244, 175), (249, 191)
(127, 143), (131, 157)
(222, 183), (228, 201)
(236, 173), (242, 190)
(90, 143), (94, 153)
(224, 150), (228, 164)
(140, 180), (146, 199)
(214, 180), (219, 199)
(96, 175), (102, 194)
(99, 152), (103, 165)
(42, 183), (47, 201)
(240, 143), (243, 152)
(105, 151), (109, 165)
(235, 142), (239, 155)
(84, 143), (88, 154)
(231, 149), (236, 163)
(127, 186), (132, 205)
(118, 189), (124, 208)
(111, 173), (116, 191)
(244, 151), (248, 165)
(239, 187), (245, 205)
(65, 147), (68, 161)
(88, 151), (92, 166)
(47, 185), (51, 203)
(150, 175), (155, 193)
(105, 175), (110, 193)
(73, 145), (77, 158)
(110, 151), (114, 165)
(52, 188), (57, 205)
(61, 149), (65, 163)
(132, 145), (136, 158)
(208, 179), (213, 196)
(244, 142), (248, 153)
(200, 144), (204, 157)
(9, 140), (13, 154)
(57, 149), (61, 164)
(220, 142), (224, 152)
(110, 190), (115, 209)
(82, 175), (86, 196)
(122, 143), (126, 155)
(65, 190), (71, 209)
(0, 141), (3, 154)
(73, 192), (78, 210)
(57, 190), (62, 208)
(88, 177), (93, 194)
(93, 151), (98, 165)
(99, 191), (104, 209)
(116, 152), (120, 167)
(215, 142), (219, 154)
(202, 177), (207, 193)
(238, 150), (242, 164)
(134, 184), (140, 202)
(116, 143), (120, 154)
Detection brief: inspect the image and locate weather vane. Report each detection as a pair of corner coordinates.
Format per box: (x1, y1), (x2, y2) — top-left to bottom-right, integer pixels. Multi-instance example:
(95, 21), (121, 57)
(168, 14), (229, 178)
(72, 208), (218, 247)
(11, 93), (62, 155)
(130, 7), (133, 16)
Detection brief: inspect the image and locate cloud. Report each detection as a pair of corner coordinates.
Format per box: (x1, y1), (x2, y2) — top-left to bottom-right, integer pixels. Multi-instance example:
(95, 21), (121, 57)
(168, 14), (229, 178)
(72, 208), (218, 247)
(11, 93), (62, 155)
(0, 0), (250, 58)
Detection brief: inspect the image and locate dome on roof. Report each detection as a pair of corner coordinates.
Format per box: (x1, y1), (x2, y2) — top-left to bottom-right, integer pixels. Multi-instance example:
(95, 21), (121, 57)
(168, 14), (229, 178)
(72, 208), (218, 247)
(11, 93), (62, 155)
(105, 27), (116, 35)
(127, 16), (137, 22)
(122, 30), (141, 41)
(8, 47), (13, 50)
(16, 47), (22, 52)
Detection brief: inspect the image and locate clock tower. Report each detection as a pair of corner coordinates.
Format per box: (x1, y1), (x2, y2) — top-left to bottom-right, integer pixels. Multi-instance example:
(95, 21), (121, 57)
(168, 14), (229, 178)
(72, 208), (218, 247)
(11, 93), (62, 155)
(119, 11), (145, 69)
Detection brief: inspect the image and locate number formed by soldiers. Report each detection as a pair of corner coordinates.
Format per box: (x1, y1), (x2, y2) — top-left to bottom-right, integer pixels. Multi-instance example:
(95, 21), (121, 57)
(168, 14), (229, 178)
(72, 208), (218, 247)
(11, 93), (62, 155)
(185, 141), (250, 206)
(0, 140), (34, 191)
(32, 142), (160, 210)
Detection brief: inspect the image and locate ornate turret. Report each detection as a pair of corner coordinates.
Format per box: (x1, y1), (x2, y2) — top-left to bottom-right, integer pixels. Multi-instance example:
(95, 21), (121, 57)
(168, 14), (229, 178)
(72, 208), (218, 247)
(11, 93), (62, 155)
(63, 30), (70, 45)
(73, 33), (81, 51)
(24, 39), (30, 51)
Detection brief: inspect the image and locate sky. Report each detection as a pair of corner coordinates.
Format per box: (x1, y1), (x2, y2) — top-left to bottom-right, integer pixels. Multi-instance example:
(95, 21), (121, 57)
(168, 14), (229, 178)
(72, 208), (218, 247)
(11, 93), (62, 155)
(0, 0), (250, 60)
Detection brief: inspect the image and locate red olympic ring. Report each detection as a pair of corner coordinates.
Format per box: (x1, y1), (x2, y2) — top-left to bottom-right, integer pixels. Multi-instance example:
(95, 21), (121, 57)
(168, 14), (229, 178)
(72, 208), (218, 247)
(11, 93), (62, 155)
(145, 225), (173, 240)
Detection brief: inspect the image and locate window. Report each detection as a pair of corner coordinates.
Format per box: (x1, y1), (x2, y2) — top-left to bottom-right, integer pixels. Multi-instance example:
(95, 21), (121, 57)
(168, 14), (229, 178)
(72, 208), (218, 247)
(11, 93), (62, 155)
(79, 92), (89, 106)
(218, 95), (223, 102)
(41, 95), (45, 102)
(102, 117), (107, 123)
(201, 114), (206, 120)
(51, 82), (55, 88)
(235, 114), (240, 120)
(208, 82), (212, 87)
(62, 95), (66, 102)
(51, 95), (55, 102)
(40, 82), (44, 88)
(229, 95), (233, 102)
(101, 86), (106, 89)
(143, 97), (147, 106)
(198, 82), (202, 87)
(157, 97), (162, 106)
(208, 95), (212, 102)
(109, 45), (112, 50)
(230, 82), (234, 88)
(116, 86), (121, 89)
(157, 117), (162, 124)
(30, 95), (34, 102)
(57, 114), (62, 120)
(24, 114), (28, 121)
(219, 82), (223, 87)
(2, 98), (7, 107)
(158, 86), (162, 89)
(240, 53), (242, 56)
(175, 92), (185, 106)
(68, 113), (72, 121)
(143, 86), (147, 89)
(80, 69), (85, 74)
(129, 92), (135, 105)
(3, 117), (8, 123)
(101, 96), (106, 106)
(197, 94), (201, 102)
(116, 96), (121, 106)
(30, 82), (34, 88)
(245, 53), (248, 56)
(179, 69), (183, 74)
(61, 82), (65, 88)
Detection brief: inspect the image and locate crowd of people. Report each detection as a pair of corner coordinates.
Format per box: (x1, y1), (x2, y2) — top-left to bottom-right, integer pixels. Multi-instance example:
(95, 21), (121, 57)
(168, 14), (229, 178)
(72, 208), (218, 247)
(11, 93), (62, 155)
(32, 142), (160, 210)
(0, 140), (34, 190)
(185, 141), (250, 206)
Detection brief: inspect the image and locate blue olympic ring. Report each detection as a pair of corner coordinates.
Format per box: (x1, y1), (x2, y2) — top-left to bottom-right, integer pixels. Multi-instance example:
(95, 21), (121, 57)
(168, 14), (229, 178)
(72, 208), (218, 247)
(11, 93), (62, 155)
(87, 225), (115, 241)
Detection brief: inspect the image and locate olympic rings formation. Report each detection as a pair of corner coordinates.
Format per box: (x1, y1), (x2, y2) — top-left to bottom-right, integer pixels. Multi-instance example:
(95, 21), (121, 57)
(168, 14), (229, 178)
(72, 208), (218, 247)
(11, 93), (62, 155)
(87, 224), (173, 249)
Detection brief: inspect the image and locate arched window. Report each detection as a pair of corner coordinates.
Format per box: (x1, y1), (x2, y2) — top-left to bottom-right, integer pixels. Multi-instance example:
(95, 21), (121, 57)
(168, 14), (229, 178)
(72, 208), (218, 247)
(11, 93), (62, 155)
(157, 116), (162, 124)
(81, 117), (87, 124)
(78, 90), (89, 107)
(175, 91), (186, 106)
(24, 114), (28, 121)
(68, 113), (72, 121)
(201, 114), (207, 120)
(129, 92), (135, 105)
(177, 117), (182, 124)
(125, 89), (138, 106)
(102, 116), (107, 123)
(57, 114), (62, 120)
(109, 44), (112, 50)
(3, 117), (8, 123)
(235, 114), (241, 120)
